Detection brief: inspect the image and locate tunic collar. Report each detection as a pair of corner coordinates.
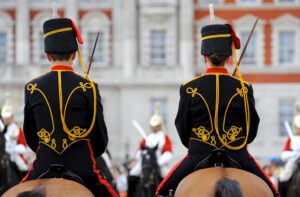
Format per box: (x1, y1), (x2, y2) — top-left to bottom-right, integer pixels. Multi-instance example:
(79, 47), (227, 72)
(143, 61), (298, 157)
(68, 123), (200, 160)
(51, 64), (74, 71)
(205, 67), (228, 74)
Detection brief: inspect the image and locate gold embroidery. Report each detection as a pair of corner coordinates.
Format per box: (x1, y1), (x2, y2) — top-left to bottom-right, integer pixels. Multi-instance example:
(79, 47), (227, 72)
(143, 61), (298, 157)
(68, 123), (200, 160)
(37, 129), (51, 143)
(62, 139), (68, 149)
(27, 72), (97, 153)
(192, 126), (210, 142)
(186, 87), (198, 98)
(51, 139), (56, 149)
(187, 75), (250, 150)
(27, 84), (38, 94)
(226, 126), (242, 141)
(236, 87), (248, 97)
(211, 136), (216, 146)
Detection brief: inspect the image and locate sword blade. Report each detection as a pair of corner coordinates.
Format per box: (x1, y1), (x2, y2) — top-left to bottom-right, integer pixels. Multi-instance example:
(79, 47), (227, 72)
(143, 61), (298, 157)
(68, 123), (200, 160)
(87, 32), (100, 75)
(233, 18), (259, 76)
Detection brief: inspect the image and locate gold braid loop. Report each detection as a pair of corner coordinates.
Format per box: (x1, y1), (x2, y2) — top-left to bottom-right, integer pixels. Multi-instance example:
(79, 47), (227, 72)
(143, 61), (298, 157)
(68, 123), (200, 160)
(186, 87), (198, 98)
(37, 129), (51, 143)
(226, 126), (242, 141)
(192, 126), (210, 142)
(27, 84), (38, 94)
(236, 87), (248, 97)
(79, 82), (92, 92)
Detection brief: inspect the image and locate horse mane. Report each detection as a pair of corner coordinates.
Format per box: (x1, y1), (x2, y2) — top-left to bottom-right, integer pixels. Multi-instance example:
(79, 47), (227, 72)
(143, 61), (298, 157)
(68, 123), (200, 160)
(17, 186), (46, 197)
(214, 178), (243, 197)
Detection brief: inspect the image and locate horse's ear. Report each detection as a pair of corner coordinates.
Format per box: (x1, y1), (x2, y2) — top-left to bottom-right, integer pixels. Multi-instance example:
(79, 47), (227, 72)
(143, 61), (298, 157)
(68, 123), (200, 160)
(154, 144), (159, 150)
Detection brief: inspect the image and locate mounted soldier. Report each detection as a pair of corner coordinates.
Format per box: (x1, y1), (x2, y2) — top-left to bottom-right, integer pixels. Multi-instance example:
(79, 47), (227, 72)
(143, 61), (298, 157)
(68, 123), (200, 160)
(21, 17), (118, 197)
(155, 22), (280, 197)
(127, 103), (173, 197)
(0, 95), (32, 178)
(278, 101), (300, 196)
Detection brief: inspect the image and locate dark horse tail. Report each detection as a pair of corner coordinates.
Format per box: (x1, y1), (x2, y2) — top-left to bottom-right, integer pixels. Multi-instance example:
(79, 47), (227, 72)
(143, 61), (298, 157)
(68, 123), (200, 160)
(215, 178), (243, 197)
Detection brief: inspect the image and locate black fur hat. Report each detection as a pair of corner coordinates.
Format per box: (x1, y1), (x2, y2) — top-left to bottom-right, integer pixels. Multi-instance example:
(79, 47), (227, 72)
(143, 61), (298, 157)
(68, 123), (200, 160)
(43, 18), (83, 53)
(201, 24), (240, 56)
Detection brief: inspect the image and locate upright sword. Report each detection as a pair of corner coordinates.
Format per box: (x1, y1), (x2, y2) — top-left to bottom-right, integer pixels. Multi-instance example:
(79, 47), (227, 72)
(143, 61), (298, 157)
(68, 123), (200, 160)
(232, 18), (259, 76)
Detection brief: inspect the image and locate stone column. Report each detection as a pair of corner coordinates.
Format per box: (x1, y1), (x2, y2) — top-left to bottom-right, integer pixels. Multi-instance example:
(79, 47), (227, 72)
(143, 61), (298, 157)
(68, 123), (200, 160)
(112, 0), (123, 67)
(123, 0), (137, 79)
(179, 0), (194, 80)
(65, 0), (78, 24)
(16, 0), (30, 65)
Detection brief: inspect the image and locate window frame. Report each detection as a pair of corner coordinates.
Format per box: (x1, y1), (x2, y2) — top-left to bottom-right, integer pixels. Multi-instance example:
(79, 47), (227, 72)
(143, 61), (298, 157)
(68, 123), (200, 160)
(31, 12), (52, 64)
(271, 14), (300, 67)
(150, 29), (167, 66)
(0, 12), (14, 64)
(279, 99), (295, 137)
(80, 11), (111, 67)
(234, 15), (265, 68)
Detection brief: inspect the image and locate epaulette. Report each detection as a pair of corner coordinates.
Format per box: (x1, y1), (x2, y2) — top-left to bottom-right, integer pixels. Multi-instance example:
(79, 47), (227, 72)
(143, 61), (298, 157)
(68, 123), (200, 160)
(182, 75), (203, 86)
(229, 75), (250, 86)
(26, 71), (51, 83)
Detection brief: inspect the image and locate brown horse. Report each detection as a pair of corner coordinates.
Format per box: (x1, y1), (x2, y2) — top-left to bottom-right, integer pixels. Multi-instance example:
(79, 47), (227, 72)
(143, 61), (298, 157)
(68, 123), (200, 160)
(174, 167), (273, 197)
(2, 178), (94, 197)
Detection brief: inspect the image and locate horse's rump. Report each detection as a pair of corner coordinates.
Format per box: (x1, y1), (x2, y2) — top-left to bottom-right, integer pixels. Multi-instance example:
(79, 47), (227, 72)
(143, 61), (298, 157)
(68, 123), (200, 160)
(3, 178), (94, 197)
(175, 167), (273, 197)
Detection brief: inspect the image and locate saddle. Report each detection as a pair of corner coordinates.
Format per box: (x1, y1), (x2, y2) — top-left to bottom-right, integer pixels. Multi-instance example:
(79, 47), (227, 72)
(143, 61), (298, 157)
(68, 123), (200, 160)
(38, 164), (85, 186)
(194, 149), (241, 171)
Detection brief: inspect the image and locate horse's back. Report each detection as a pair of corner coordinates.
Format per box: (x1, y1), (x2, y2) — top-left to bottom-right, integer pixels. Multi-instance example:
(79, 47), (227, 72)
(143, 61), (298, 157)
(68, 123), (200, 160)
(175, 167), (273, 197)
(3, 178), (94, 197)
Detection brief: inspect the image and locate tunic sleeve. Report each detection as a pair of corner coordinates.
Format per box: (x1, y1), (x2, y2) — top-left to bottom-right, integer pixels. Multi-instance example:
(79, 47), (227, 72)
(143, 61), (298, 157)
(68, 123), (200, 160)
(175, 85), (192, 148)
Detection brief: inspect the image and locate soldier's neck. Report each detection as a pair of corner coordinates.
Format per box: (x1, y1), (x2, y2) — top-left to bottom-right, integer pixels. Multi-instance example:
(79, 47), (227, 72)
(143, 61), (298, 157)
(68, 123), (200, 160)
(51, 60), (73, 67)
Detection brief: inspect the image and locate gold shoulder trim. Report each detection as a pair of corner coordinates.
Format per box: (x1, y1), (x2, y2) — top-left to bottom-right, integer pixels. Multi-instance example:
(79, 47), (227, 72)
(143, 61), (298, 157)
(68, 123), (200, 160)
(183, 75), (203, 86)
(228, 75), (250, 86)
(27, 72), (51, 83)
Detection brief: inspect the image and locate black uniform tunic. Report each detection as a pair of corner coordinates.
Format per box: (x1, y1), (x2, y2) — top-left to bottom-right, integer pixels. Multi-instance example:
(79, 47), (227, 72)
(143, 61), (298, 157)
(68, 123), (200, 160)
(156, 67), (279, 197)
(22, 65), (118, 197)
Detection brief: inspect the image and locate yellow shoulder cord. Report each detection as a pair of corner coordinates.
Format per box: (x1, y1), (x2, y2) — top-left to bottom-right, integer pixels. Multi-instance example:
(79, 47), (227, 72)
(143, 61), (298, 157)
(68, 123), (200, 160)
(214, 43), (250, 150)
(58, 43), (97, 139)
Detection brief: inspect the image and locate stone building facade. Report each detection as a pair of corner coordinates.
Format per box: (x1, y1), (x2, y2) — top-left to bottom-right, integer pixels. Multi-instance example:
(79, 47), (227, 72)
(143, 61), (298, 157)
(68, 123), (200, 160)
(0, 0), (300, 164)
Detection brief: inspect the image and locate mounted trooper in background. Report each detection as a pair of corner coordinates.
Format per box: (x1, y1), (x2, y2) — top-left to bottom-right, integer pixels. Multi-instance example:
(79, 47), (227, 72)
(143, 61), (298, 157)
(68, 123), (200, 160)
(127, 103), (173, 197)
(0, 94), (33, 177)
(279, 101), (300, 196)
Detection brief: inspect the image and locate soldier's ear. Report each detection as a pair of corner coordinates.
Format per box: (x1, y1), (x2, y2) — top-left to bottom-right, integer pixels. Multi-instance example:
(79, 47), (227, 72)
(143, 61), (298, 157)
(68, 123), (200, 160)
(46, 54), (52, 62)
(71, 52), (76, 60)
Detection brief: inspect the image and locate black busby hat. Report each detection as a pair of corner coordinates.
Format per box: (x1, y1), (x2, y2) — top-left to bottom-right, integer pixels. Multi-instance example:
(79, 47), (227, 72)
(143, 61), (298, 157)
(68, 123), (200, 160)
(201, 24), (240, 56)
(43, 18), (83, 53)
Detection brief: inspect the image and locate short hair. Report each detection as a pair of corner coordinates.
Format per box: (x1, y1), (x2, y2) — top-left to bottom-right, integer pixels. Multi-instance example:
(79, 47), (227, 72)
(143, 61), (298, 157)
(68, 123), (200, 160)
(48, 52), (74, 61)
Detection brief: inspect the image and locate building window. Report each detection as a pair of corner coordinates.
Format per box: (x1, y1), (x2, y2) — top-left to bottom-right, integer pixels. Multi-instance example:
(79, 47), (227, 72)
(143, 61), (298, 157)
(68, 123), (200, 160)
(237, 0), (261, 5)
(0, 32), (7, 62)
(277, 0), (297, 3)
(150, 30), (166, 66)
(39, 32), (47, 62)
(80, 11), (111, 67)
(31, 12), (52, 64)
(272, 14), (300, 67)
(150, 98), (168, 129)
(279, 99), (295, 136)
(278, 31), (295, 64)
(199, 0), (223, 6)
(88, 32), (104, 64)
(0, 12), (14, 64)
(240, 31), (257, 65)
